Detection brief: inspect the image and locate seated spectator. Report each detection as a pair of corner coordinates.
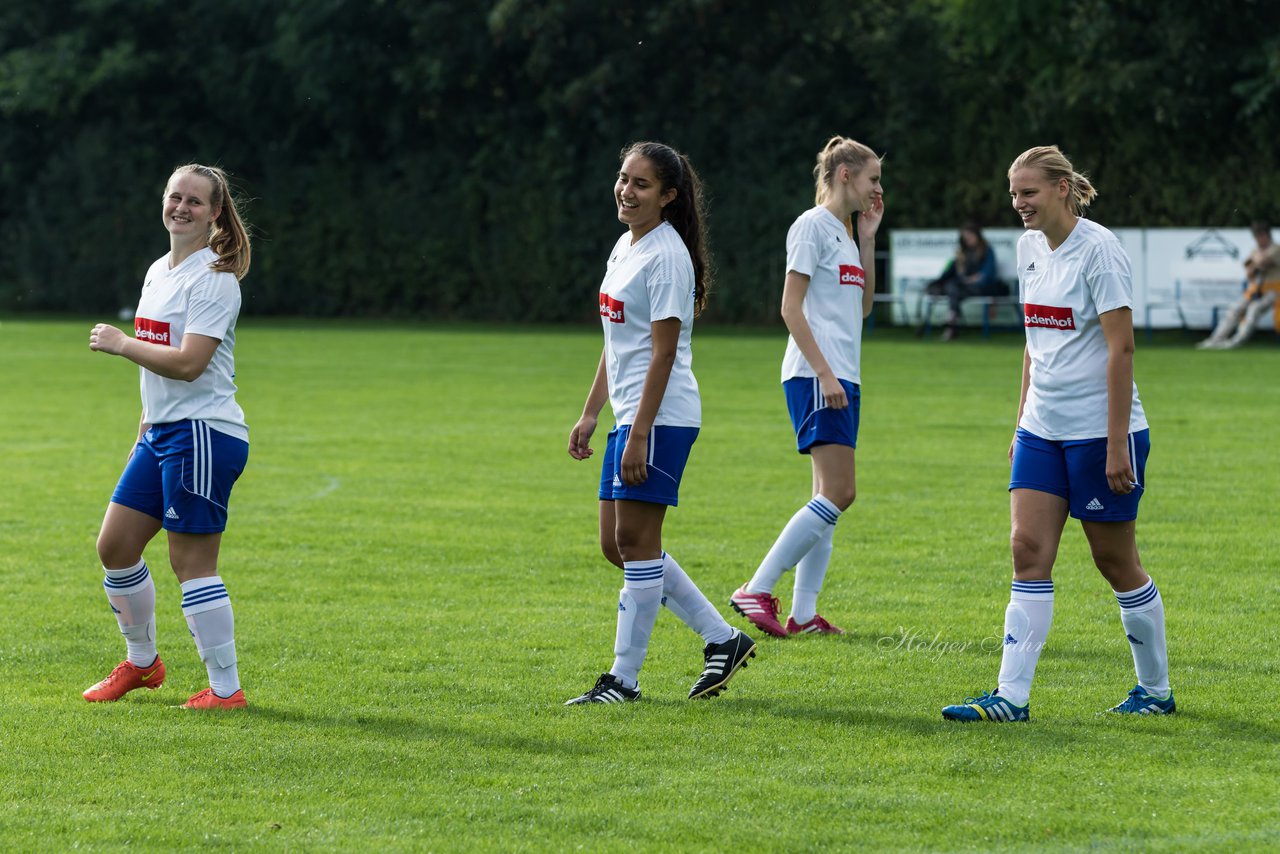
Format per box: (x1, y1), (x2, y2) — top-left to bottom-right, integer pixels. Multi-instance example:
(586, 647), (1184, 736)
(1197, 221), (1280, 349)
(921, 222), (1009, 340)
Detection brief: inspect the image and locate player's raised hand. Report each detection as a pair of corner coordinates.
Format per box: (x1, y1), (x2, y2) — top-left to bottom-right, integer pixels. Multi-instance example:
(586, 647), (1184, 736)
(568, 415), (597, 460)
(858, 193), (884, 240)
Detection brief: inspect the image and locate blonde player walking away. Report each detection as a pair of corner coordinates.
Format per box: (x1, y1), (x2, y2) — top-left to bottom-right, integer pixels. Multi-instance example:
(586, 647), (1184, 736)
(730, 136), (883, 638)
(565, 141), (755, 705)
(943, 146), (1174, 722)
(84, 164), (253, 710)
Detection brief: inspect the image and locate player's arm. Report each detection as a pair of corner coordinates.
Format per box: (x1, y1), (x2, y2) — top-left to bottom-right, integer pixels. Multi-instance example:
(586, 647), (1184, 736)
(781, 272), (847, 410)
(1250, 248), (1280, 290)
(857, 196), (884, 319)
(968, 248), (997, 287)
(619, 318), (680, 485)
(1010, 346), (1031, 464)
(89, 324), (220, 382)
(569, 348), (610, 461)
(1099, 307), (1137, 496)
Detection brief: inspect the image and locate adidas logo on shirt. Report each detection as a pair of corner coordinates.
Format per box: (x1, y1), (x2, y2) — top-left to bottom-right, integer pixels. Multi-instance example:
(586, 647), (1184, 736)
(1085, 498), (1105, 511)
(165, 507), (180, 520)
(1026, 261), (1036, 271)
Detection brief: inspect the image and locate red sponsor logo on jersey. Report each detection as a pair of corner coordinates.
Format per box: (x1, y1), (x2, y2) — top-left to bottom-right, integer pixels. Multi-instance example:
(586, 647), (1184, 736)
(135, 317), (172, 345)
(599, 292), (625, 323)
(838, 264), (865, 288)
(1023, 303), (1075, 330)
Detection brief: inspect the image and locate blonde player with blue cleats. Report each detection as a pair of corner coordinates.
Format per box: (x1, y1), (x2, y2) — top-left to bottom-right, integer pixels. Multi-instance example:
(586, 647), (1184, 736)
(942, 146), (1175, 723)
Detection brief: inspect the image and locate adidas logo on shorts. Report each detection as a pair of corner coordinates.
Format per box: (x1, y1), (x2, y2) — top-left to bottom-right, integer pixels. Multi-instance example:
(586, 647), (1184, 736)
(165, 507), (180, 520)
(1085, 498), (1104, 511)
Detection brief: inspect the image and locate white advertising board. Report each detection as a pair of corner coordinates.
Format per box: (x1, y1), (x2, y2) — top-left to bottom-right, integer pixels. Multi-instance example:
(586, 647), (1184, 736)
(1142, 229), (1254, 330)
(888, 226), (1257, 331)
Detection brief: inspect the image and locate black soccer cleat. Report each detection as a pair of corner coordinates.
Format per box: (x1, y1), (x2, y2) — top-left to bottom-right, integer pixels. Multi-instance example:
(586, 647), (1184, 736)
(688, 629), (757, 699)
(565, 673), (641, 705)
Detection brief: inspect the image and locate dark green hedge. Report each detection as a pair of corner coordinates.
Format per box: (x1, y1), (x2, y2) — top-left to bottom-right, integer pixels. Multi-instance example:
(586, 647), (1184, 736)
(2, 0), (1277, 322)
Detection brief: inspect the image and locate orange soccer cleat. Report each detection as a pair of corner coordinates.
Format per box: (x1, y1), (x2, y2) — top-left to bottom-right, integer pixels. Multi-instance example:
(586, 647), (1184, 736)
(181, 687), (247, 710)
(83, 657), (166, 702)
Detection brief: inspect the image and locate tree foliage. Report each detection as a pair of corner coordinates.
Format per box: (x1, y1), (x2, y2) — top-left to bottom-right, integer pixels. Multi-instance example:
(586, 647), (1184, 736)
(2, 0), (1277, 321)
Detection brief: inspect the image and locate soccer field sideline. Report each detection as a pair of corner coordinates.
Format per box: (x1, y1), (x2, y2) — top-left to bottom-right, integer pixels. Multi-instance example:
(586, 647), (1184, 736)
(1, 320), (1277, 851)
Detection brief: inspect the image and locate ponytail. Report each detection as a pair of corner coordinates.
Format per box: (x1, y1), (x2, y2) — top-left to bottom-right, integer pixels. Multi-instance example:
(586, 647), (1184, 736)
(813, 135), (880, 206)
(170, 163), (252, 280)
(1008, 146), (1097, 215)
(620, 142), (712, 317)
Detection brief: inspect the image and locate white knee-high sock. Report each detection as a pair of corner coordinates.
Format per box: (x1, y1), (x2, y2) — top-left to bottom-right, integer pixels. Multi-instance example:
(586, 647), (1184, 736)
(103, 560), (157, 666)
(660, 552), (733, 645)
(180, 576), (240, 697)
(610, 559), (664, 690)
(746, 495), (841, 594)
(792, 524), (836, 624)
(996, 579), (1054, 707)
(1115, 579), (1169, 696)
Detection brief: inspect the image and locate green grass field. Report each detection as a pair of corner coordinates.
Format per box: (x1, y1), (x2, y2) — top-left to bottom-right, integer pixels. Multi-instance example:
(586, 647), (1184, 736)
(1, 319), (1277, 851)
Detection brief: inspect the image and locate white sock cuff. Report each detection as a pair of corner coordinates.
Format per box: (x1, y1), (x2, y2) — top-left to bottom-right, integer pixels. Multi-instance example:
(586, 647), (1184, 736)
(180, 576), (231, 616)
(622, 559), (665, 590)
(1010, 579), (1054, 601)
(807, 495), (841, 525)
(1115, 579), (1159, 611)
(103, 560), (151, 595)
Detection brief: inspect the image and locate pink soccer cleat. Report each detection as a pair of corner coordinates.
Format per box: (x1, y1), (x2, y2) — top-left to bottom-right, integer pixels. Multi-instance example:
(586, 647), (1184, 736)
(729, 585), (788, 638)
(786, 614), (845, 635)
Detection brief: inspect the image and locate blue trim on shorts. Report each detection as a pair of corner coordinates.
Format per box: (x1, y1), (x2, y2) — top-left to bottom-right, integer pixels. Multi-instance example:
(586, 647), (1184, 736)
(1009, 427), (1149, 521)
(597, 424), (698, 507)
(110, 420), (249, 534)
(783, 377), (860, 454)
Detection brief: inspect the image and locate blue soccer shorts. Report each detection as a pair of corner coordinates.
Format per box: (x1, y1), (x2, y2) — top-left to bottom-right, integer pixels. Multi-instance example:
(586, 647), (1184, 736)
(1009, 427), (1150, 521)
(111, 420), (249, 534)
(598, 424), (699, 507)
(784, 376), (860, 454)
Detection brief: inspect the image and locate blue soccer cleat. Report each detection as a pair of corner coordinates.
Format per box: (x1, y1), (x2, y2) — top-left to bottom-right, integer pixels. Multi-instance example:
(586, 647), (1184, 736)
(942, 690), (1030, 722)
(1108, 685), (1176, 715)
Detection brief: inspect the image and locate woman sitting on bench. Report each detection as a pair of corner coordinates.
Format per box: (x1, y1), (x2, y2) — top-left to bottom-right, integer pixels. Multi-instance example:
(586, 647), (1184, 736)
(923, 221), (1009, 340)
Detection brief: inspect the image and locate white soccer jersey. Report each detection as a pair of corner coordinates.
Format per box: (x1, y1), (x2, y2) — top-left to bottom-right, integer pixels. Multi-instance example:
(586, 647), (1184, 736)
(599, 220), (701, 428)
(1016, 218), (1147, 441)
(780, 206), (865, 384)
(134, 247), (248, 441)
